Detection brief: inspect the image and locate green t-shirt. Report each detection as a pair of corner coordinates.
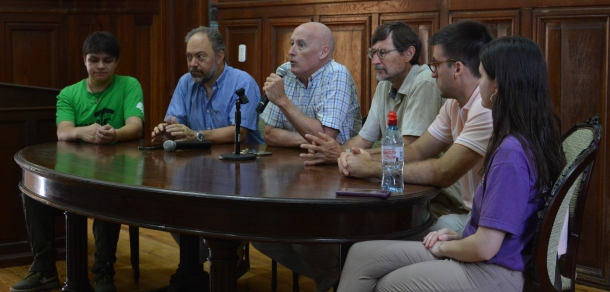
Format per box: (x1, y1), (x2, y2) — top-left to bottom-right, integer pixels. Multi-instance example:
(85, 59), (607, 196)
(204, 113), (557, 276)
(56, 75), (145, 127)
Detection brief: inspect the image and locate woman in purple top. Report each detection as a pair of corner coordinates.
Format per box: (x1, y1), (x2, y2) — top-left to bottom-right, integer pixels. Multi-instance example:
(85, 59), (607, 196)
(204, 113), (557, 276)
(336, 36), (565, 292)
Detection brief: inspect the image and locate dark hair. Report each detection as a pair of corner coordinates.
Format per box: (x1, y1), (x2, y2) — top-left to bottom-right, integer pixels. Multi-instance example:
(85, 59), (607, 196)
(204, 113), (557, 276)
(372, 21), (421, 65)
(185, 26), (225, 56)
(82, 31), (121, 60)
(479, 36), (565, 197)
(429, 20), (493, 78)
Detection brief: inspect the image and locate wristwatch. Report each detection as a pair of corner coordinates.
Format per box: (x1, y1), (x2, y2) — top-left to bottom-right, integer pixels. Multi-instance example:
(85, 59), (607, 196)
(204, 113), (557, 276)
(196, 132), (205, 141)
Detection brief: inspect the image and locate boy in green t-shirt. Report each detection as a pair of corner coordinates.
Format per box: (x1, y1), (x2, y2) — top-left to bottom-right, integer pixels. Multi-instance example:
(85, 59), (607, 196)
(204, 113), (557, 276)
(12, 31), (144, 292)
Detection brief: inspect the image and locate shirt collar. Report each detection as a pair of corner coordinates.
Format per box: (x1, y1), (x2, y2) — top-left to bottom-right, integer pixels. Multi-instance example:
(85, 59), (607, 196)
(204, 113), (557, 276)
(388, 64), (425, 100)
(397, 64), (423, 95)
(297, 61), (333, 88)
(211, 63), (229, 90)
(462, 86), (481, 111)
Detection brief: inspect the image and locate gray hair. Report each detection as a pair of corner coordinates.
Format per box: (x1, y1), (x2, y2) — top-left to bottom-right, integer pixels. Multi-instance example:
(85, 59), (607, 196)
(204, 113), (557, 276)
(185, 26), (225, 55)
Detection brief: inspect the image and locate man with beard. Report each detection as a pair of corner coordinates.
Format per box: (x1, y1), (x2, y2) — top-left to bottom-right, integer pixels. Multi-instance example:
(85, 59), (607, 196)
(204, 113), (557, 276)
(151, 26), (260, 281)
(339, 20), (494, 239)
(303, 21), (464, 220)
(300, 22), (445, 166)
(152, 26), (263, 144)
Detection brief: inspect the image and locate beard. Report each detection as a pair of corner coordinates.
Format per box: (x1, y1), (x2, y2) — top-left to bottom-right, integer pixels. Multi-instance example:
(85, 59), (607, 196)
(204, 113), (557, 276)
(374, 65), (401, 83)
(190, 62), (217, 84)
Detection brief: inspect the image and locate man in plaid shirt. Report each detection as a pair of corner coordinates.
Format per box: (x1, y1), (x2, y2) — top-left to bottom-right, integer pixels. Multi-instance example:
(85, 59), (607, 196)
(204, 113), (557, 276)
(260, 21), (362, 148)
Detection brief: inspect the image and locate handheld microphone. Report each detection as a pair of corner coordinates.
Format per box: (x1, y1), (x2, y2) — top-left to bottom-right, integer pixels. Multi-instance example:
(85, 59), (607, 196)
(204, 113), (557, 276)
(256, 65), (289, 114)
(163, 140), (212, 152)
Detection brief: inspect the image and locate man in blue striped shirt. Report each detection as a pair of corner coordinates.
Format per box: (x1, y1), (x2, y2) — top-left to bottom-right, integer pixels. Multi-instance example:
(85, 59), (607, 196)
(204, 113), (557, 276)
(260, 22), (362, 148)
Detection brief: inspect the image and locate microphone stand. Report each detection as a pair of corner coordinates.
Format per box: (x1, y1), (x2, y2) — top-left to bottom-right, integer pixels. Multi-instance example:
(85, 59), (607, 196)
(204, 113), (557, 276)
(219, 88), (256, 161)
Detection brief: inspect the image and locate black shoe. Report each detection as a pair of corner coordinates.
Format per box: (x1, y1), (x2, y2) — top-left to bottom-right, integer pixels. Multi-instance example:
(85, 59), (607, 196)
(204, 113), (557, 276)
(10, 271), (60, 292)
(94, 273), (116, 292)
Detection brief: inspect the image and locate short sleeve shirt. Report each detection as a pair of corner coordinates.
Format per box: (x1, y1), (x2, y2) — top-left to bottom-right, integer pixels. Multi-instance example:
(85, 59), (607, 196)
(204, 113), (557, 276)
(359, 64), (445, 142)
(166, 65), (264, 144)
(428, 87), (493, 209)
(462, 136), (543, 271)
(56, 75), (145, 128)
(260, 61), (362, 143)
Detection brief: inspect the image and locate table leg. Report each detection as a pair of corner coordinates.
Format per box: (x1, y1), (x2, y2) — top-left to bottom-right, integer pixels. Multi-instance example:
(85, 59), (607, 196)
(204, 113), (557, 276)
(203, 238), (241, 292)
(63, 212), (92, 292)
(167, 234), (208, 292)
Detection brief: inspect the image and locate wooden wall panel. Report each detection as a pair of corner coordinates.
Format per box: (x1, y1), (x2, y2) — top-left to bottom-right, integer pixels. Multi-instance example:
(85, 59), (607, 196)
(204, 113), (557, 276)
(223, 19), (262, 86)
(0, 13), (66, 88)
(0, 83), (60, 268)
(450, 10), (519, 38)
(321, 15), (371, 116)
(7, 24), (60, 88)
(535, 10), (609, 287)
(165, 0), (209, 100)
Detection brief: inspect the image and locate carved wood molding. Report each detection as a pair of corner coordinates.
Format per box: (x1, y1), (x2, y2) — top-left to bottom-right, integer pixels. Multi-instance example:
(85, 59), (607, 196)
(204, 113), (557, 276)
(0, 0), (159, 14)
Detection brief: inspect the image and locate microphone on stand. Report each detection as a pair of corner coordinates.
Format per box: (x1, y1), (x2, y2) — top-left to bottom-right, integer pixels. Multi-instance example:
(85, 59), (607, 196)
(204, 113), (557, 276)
(219, 88), (256, 161)
(256, 65), (289, 114)
(163, 140), (211, 152)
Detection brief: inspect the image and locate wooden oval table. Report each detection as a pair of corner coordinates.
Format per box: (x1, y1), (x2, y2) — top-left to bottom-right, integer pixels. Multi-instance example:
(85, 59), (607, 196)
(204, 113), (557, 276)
(15, 141), (439, 292)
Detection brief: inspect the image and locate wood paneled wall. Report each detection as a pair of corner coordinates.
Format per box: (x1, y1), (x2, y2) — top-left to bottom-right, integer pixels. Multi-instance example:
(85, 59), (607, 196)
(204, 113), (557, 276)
(0, 83), (61, 267)
(0, 0), (208, 268)
(216, 0), (610, 289)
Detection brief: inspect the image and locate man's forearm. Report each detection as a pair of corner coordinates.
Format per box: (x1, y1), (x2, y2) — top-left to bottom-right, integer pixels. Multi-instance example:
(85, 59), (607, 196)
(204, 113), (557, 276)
(276, 98), (326, 140)
(202, 126), (249, 144)
(402, 159), (439, 186)
(343, 135), (375, 150)
(266, 128), (308, 147)
(57, 127), (80, 141)
(115, 124), (142, 142)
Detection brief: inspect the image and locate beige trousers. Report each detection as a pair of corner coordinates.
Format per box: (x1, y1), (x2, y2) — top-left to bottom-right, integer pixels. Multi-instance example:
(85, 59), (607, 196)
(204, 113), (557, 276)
(337, 240), (525, 292)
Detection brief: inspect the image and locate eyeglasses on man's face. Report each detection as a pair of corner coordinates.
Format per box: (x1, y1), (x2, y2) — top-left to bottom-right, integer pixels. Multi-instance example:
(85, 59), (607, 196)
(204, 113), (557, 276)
(367, 48), (398, 60)
(427, 59), (459, 73)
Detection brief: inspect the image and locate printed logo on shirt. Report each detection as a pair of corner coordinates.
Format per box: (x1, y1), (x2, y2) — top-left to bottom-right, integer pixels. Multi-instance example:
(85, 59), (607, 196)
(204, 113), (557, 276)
(94, 107), (115, 125)
(136, 102), (144, 114)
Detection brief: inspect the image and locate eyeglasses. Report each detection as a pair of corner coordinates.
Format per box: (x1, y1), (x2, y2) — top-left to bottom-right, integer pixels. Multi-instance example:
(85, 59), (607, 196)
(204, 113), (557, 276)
(427, 59), (459, 73)
(367, 48), (397, 59)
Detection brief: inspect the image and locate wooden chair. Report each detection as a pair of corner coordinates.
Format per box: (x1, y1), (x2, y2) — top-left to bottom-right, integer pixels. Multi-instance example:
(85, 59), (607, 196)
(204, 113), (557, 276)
(530, 115), (602, 291)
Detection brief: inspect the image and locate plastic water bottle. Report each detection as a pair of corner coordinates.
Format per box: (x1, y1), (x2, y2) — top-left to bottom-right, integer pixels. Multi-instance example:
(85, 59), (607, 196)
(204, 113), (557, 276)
(381, 111), (404, 194)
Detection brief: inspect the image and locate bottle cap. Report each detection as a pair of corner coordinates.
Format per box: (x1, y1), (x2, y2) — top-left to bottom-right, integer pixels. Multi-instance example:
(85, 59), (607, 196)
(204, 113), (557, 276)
(387, 111), (397, 126)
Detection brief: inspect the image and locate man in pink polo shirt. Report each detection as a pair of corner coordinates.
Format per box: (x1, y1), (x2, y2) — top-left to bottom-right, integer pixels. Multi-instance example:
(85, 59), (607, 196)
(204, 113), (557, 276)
(339, 20), (494, 236)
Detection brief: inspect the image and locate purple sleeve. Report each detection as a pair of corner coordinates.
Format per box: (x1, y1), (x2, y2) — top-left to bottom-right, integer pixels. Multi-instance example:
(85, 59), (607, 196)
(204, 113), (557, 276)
(478, 146), (536, 236)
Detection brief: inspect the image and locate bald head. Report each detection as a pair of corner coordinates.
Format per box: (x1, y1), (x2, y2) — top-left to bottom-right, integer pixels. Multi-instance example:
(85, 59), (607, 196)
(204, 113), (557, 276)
(289, 22), (335, 81)
(296, 22), (335, 57)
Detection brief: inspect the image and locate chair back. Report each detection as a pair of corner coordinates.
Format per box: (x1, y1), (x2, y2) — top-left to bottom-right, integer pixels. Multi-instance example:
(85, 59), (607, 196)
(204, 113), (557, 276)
(531, 115), (602, 291)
